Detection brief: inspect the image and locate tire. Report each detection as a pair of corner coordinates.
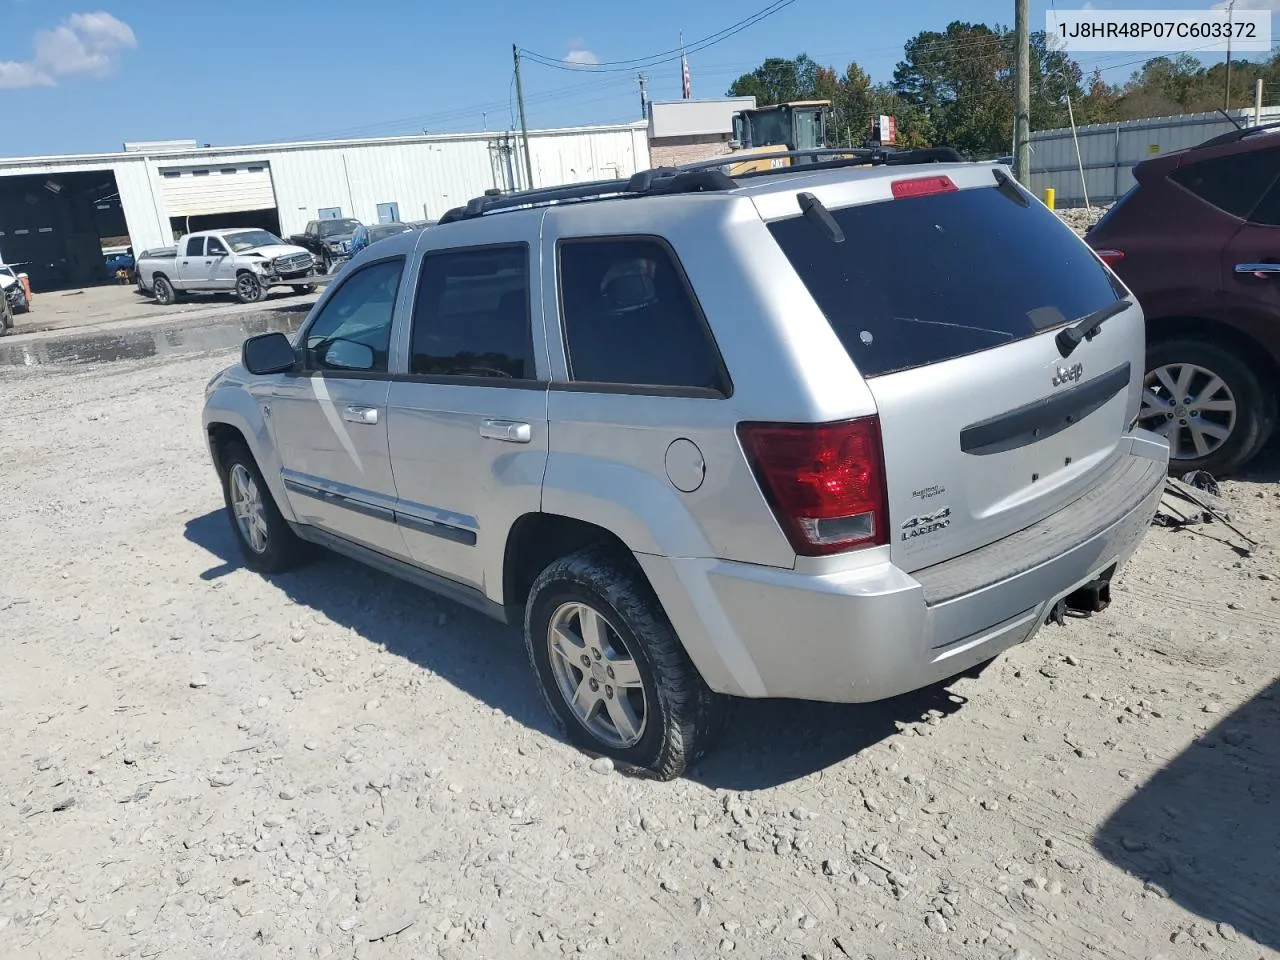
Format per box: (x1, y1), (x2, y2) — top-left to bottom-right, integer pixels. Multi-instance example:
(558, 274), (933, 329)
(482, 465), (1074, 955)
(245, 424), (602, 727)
(235, 272), (265, 304)
(153, 275), (175, 306)
(320, 251), (332, 275)
(523, 546), (726, 780)
(291, 284), (316, 295)
(218, 439), (310, 574)
(1140, 337), (1272, 477)
(0, 296), (12, 335)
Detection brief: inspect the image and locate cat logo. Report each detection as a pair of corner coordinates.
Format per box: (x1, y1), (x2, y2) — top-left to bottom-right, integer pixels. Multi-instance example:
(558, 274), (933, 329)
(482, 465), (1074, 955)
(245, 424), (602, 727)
(1052, 362), (1083, 387)
(901, 506), (952, 541)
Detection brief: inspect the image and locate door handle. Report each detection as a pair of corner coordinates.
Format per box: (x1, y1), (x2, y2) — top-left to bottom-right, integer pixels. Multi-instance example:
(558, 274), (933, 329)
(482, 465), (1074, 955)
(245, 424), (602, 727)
(342, 405), (379, 425)
(479, 419), (532, 443)
(1235, 262), (1280, 276)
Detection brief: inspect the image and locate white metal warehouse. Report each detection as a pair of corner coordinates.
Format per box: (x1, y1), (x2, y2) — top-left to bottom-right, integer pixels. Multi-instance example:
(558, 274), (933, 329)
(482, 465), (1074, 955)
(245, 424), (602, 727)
(0, 122), (650, 290)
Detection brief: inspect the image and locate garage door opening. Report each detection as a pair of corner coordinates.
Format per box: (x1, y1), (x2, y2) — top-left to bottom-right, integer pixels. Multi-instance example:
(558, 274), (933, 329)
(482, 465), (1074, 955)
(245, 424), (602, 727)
(170, 208), (282, 240)
(0, 169), (128, 291)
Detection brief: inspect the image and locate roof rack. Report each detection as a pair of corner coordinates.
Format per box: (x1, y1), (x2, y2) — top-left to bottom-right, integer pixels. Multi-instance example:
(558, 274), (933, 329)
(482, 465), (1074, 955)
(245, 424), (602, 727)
(437, 145), (969, 223)
(1195, 120), (1280, 150)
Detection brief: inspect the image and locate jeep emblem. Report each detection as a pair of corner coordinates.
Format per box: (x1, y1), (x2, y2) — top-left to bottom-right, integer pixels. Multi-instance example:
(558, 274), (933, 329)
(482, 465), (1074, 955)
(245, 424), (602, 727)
(1052, 362), (1083, 387)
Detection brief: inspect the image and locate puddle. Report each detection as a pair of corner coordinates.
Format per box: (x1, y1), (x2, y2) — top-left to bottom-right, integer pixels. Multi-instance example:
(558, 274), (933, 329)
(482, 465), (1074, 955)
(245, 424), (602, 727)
(0, 312), (304, 369)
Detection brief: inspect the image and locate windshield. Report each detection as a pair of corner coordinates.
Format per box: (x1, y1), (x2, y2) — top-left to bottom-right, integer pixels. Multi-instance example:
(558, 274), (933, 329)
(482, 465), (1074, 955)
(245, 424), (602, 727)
(370, 224), (410, 241)
(744, 109), (791, 148)
(318, 219), (361, 237)
(224, 230), (284, 253)
(768, 183), (1125, 377)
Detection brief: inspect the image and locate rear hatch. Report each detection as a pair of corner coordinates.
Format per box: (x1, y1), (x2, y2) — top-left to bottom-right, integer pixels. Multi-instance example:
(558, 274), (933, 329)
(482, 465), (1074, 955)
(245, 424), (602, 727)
(764, 165), (1142, 573)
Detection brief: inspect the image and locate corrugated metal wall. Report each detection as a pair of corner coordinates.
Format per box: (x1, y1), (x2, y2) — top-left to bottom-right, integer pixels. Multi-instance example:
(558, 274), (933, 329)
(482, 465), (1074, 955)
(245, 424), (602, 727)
(1030, 107), (1280, 207)
(0, 123), (652, 250)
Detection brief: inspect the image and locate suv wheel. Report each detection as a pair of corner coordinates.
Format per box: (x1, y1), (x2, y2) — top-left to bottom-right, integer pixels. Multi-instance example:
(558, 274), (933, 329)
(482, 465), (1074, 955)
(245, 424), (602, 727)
(219, 440), (309, 573)
(524, 546), (726, 780)
(1140, 337), (1272, 476)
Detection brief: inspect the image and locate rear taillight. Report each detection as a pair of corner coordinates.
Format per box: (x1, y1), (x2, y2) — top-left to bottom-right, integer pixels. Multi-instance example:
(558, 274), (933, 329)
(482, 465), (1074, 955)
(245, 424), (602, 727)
(737, 417), (889, 557)
(891, 175), (958, 200)
(1094, 248), (1125, 266)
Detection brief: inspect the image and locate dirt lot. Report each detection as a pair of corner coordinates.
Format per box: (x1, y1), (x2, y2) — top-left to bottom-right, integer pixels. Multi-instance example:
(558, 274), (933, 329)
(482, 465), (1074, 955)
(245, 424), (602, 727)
(1, 319), (1277, 960)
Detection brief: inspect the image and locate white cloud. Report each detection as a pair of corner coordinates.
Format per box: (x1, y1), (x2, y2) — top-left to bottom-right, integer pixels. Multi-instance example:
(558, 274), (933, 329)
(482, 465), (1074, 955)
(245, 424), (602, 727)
(0, 11), (136, 90)
(564, 48), (600, 66)
(1211, 0), (1280, 9)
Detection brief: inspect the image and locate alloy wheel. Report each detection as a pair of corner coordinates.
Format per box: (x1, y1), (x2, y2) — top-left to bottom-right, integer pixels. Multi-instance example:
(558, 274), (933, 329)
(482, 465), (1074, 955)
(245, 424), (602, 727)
(546, 601), (648, 749)
(1139, 362), (1238, 462)
(229, 463), (269, 554)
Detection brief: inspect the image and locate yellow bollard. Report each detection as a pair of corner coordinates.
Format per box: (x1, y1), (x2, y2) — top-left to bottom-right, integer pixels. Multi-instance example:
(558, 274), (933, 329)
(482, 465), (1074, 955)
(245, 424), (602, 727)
(1043, 187), (1056, 211)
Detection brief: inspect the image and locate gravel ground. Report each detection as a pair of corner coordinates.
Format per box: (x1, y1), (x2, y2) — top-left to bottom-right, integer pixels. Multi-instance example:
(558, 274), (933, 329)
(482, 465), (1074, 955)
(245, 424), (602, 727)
(1, 332), (1278, 960)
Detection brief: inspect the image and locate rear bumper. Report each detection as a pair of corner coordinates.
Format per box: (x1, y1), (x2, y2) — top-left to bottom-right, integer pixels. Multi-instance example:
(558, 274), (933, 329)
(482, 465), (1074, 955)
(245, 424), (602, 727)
(638, 433), (1169, 703)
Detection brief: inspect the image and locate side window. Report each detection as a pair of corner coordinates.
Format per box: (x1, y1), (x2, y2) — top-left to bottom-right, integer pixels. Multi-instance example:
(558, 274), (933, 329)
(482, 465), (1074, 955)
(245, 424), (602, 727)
(1169, 147), (1280, 219)
(557, 237), (728, 394)
(302, 257), (404, 374)
(1249, 179), (1280, 227)
(184, 236), (204, 257)
(408, 245), (533, 380)
(207, 238), (228, 256)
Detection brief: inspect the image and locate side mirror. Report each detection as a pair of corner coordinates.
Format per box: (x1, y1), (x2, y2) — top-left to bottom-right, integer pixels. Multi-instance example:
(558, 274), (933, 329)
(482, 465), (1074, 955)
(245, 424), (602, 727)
(322, 339), (375, 371)
(242, 331), (297, 375)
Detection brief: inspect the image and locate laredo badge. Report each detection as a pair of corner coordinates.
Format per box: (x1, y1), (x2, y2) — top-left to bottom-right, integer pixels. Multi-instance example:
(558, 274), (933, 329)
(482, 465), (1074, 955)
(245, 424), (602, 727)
(901, 506), (952, 541)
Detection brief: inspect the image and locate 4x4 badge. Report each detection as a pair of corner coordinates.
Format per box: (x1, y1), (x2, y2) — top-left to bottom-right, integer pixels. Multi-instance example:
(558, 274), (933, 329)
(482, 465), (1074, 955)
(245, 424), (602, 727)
(1053, 362), (1083, 387)
(901, 506), (951, 541)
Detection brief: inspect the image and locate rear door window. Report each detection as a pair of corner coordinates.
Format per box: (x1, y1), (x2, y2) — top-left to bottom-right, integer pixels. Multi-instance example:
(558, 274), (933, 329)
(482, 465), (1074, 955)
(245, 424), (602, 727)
(767, 183), (1124, 378)
(1169, 147), (1280, 219)
(557, 237), (729, 395)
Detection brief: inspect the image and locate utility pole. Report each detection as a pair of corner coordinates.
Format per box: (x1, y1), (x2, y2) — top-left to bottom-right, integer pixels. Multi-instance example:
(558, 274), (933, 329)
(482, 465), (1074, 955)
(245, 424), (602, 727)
(1224, 0), (1236, 110)
(1256, 78), (1265, 127)
(637, 73), (649, 120)
(512, 44), (535, 189)
(1014, 0), (1031, 187)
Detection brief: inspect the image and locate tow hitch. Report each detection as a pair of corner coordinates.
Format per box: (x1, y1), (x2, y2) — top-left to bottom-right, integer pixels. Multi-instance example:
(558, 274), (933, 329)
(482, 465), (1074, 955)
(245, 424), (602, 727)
(1045, 572), (1114, 626)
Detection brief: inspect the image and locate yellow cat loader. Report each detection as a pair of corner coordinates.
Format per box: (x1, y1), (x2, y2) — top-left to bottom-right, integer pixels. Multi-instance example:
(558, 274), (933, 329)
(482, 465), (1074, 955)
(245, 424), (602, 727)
(726, 100), (833, 175)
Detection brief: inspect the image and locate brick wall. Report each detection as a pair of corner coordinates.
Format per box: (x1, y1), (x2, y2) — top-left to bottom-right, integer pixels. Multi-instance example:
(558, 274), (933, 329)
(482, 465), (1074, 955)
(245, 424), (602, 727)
(649, 136), (732, 168)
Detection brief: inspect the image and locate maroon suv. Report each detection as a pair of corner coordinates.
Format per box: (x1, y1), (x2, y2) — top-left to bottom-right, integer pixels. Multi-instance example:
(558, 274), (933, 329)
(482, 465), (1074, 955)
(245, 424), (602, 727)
(1086, 125), (1280, 475)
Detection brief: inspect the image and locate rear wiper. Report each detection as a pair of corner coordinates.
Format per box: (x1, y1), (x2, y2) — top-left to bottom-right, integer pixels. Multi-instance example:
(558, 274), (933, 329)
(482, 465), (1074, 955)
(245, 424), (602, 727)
(797, 191), (844, 243)
(1055, 298), (1131, 358)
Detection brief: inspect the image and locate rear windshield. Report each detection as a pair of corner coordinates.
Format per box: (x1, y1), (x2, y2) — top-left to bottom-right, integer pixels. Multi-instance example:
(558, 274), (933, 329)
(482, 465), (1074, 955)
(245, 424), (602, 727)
(767, 183), (1124, 378)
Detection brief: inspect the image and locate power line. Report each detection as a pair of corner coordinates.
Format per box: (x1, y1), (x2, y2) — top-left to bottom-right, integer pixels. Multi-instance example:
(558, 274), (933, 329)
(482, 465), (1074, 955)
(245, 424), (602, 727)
(520, 0), (799, 73)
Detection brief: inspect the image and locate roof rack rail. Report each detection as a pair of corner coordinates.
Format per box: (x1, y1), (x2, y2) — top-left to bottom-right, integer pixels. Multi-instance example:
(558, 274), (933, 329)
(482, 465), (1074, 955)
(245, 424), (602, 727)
(674, 146), (967, 175)
(436, 145), (970, 225)
(1195, 119), (1280, 150)
(443, 167), (738, 222)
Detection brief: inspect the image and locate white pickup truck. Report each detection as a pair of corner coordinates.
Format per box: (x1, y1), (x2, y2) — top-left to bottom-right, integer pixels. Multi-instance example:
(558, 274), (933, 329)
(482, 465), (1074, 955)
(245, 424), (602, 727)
(136, 229), (318, 305)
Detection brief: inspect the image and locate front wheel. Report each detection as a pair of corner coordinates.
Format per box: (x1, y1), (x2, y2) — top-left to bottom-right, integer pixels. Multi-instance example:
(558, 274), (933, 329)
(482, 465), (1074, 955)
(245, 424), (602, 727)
(320, 251), (332, 275)
(524, 546), (726, 780)
(1139, 337), (1272, 476)
(0, 297), (13, 335)
(219, 440), (310, 574)
(235, 272), (265, 304)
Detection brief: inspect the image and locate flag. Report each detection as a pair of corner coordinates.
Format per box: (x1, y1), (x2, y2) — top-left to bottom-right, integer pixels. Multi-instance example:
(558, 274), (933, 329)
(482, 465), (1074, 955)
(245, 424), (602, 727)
(680, 36), (692, 99)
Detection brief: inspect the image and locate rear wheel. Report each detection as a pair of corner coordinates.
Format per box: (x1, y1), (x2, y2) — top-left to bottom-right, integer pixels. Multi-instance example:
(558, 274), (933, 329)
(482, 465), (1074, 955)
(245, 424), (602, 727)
(235, 272), (265, 304)
(1139, 337), (1272, 476)
(153, 275), (176, 306)
(524, 546), (726, 780)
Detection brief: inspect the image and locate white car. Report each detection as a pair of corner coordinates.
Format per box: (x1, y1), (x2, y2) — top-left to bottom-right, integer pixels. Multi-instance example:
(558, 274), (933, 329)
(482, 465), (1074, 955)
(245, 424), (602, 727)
(135, 229), (318, 305)
(0, 264), (30, 315)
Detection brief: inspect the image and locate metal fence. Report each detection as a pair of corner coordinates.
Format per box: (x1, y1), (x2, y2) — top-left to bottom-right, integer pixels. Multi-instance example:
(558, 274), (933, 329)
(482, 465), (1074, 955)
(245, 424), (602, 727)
(1028, 106), (1280, 208)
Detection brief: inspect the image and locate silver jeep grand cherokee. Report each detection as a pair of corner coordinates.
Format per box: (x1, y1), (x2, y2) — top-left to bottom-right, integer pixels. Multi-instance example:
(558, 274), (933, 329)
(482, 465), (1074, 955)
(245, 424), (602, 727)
(202, 150), (1169, 779)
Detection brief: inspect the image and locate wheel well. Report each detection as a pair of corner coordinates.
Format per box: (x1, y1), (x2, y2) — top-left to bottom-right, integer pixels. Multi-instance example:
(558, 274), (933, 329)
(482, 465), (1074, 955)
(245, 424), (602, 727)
(206, 422), (248, 479)
(1147, 316), (1280, 397)
(502, 514), (638, 609)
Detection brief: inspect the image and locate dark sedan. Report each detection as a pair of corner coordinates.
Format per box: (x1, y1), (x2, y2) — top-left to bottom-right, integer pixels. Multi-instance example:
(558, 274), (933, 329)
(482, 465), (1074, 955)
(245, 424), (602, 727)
(350, 221), (416, 257)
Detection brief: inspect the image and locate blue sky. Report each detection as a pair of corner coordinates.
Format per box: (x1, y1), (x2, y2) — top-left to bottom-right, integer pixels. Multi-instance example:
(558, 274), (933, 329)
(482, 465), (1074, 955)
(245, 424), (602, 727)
(1, 0), (1276, 156)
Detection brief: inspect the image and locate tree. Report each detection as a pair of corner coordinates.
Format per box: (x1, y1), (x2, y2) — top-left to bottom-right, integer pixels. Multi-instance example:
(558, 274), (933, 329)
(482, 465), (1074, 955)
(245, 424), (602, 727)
(726, 54), (823, 105)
